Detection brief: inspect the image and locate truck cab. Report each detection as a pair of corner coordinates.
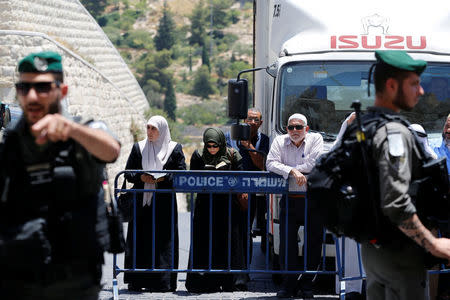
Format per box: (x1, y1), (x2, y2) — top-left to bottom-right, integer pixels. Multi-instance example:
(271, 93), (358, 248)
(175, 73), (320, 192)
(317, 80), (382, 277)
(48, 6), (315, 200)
(253, 0), (450, 275)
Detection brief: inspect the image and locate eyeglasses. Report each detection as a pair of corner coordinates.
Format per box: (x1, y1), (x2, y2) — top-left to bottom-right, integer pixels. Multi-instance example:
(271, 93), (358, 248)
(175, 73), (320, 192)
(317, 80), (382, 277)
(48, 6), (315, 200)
(15, 81), (59, 96)
(415, 131), (427, 138)
(206, 144), (219, 149)
(287, 125), (305, 131)
(246, 117), (260, 123)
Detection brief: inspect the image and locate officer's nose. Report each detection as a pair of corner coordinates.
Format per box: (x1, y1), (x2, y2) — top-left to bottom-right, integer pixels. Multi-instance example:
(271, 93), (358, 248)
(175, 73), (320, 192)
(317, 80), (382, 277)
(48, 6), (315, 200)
(419, 84), (425, 96)
(26, 86), (40, 100)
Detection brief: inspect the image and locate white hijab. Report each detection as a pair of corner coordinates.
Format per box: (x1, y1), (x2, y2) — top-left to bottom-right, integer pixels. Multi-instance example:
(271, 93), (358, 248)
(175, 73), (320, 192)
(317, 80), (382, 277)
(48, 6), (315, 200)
(138, 116), (177, 206)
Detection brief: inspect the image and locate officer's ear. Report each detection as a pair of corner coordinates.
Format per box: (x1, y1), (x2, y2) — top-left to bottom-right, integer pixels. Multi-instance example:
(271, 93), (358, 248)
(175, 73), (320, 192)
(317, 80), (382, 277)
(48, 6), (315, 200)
(60, 84), (68, 99)
(385, 78), (398, 94)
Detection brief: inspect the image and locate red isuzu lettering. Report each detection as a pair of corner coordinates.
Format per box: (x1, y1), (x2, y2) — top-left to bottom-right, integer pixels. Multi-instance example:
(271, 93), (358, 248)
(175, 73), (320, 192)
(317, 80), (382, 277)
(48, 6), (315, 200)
(330, 35), (427, 49)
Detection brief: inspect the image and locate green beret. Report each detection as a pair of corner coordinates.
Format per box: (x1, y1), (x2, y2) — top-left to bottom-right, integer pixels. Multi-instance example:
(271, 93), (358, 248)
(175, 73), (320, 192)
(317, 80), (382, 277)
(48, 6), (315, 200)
(18, 51), (63, 73)
(375, 50), (427, 74)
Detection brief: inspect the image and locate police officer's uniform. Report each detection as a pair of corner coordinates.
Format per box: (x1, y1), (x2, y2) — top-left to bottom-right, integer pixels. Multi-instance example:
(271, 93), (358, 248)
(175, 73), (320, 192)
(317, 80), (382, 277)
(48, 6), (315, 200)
(0, 52), (114, 300)
(361, 51), (430, 300)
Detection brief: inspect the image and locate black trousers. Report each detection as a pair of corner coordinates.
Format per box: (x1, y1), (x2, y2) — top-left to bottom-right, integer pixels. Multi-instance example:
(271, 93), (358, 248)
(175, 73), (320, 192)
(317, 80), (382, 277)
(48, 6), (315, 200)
(279, 195), (324, 290)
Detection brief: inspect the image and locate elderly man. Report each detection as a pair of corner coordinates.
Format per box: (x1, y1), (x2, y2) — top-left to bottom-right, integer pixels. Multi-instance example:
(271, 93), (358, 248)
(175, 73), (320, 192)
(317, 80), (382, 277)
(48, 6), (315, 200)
(434, 113), (450, 173)
(266, 113), (324, 298)
(0, 51), (120, 299)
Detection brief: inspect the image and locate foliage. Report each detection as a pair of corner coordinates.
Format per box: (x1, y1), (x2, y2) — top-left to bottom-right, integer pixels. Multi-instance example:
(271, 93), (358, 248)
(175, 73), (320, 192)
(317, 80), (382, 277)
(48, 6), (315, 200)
(215, 33), (238, 53)
(209, 0), (235, 30)
(188, 1), (208, 46)
(79, 0), (109, 19)
(130, 118), (144, 142)
(164, 77), (177, 120)
(201, 44), (210, 69)
(190, 66), (216, 99)
(178, 102), (228, 126)
(97, 9), (143, 31)
(154, 1), (176, 51)
(122, 29), (153, 49)
(103, 26), (122, 45)
(146, 89), (164, 109)
(136, 50), (173, 94)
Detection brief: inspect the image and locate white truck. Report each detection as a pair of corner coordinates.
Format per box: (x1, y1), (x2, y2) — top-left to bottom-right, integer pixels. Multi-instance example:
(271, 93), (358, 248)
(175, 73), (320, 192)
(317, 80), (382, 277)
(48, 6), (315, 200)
(251, 0), (450, 277)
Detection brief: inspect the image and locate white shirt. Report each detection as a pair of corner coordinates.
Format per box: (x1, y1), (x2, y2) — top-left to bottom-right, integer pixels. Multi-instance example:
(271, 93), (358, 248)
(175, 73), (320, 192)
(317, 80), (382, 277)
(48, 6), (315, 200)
(266, 132), (324, 180)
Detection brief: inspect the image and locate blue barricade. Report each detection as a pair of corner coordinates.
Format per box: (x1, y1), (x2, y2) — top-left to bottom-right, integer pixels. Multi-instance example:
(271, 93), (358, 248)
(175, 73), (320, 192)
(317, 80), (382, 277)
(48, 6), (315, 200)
(112, 170), (448, 300)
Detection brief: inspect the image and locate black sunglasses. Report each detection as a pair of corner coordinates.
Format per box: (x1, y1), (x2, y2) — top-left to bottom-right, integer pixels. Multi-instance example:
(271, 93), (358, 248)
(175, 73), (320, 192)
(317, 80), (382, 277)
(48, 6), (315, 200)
(206, 144), (219, 149)
(287, 125), (305, 131)
(15, 81), (59, 96)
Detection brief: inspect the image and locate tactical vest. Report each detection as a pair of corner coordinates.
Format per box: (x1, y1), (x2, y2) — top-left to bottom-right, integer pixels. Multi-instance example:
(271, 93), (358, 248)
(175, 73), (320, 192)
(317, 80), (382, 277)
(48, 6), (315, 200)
(307, 110), (449, 246)
(0, 117), (109, 263)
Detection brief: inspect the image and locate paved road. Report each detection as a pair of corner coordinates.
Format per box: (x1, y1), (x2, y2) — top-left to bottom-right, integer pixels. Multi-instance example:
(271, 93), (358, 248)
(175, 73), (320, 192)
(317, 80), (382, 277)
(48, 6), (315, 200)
(99, 213), (339, 300)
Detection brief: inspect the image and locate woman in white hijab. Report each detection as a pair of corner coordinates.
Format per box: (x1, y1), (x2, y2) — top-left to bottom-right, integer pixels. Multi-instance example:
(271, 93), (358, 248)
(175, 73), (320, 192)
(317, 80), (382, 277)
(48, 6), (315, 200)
(123, 116), (186, 292)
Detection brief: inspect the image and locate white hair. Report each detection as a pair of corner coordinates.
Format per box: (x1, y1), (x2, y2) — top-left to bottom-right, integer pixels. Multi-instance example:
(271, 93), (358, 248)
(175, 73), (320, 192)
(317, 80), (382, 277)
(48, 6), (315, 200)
(288, 113), (307, 125)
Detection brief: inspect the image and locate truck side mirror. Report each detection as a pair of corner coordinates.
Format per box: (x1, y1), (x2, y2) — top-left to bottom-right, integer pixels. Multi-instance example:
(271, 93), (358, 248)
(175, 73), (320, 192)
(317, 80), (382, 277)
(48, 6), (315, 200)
(227, 78), (250, 140)
(228, 78), (248, 119)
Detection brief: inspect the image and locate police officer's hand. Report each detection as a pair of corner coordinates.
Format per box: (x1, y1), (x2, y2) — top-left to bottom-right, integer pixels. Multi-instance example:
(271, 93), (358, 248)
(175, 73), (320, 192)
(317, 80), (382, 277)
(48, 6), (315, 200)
(290, 168), (307, 187)
(31, 114), (73, 145)
(430, 238), (450, 263)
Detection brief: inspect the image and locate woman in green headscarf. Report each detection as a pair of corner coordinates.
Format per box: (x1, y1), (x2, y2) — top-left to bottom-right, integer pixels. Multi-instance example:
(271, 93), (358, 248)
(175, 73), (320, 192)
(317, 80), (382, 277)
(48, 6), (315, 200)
(185, 128), (248, 293)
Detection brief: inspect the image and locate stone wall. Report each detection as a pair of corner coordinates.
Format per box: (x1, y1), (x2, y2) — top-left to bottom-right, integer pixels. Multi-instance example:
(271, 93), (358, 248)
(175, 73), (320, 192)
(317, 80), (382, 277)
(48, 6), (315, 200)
(0, 0), (151, 184)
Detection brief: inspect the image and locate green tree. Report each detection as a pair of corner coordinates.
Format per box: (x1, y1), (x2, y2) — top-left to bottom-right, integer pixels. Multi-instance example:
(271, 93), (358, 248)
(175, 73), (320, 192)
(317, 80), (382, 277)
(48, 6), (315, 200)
(164, 77), (176, 120)
(201, 44), (210, 69)
(136, 50), (173, 95)
(189, 0), (208, 46)
(209, 0), (234, 30)
(79, 0), (109, 19)
(191, 66), (216, 99)
(122, 29), (153, 49)
(154, 1), (176, 51)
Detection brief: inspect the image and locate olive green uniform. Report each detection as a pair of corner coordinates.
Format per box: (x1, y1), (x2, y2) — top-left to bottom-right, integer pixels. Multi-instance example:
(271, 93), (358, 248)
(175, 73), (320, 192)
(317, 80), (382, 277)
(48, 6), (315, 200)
(361, 107), (427, 300)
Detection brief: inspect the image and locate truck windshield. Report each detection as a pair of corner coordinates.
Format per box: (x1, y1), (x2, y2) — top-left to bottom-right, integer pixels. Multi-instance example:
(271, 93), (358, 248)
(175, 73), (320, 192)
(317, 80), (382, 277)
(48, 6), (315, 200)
(278, 61), (450, 142)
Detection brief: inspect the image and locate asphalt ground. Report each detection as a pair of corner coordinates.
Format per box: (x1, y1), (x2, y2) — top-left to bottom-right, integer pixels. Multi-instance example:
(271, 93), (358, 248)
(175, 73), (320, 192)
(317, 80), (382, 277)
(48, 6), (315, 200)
(99, 213), (339, 300)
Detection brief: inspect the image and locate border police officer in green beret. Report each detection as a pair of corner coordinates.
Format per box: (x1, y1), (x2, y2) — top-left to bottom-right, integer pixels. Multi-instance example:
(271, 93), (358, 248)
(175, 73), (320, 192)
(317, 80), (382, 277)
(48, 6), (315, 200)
(361, 50), (450, 300)
(0, 51), (121, 299)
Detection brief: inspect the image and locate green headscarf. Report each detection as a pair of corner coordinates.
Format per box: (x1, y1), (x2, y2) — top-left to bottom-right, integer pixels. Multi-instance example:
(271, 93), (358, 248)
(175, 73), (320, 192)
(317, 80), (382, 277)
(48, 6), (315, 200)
(201, 127), (231, 167)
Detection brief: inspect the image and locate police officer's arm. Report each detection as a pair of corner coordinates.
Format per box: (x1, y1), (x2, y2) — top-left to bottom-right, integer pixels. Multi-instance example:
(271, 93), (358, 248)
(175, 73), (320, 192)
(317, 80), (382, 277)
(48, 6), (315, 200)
(375, 123), (450, 260)
(31, 114), (120, 162)
(398, 214), (450, 260)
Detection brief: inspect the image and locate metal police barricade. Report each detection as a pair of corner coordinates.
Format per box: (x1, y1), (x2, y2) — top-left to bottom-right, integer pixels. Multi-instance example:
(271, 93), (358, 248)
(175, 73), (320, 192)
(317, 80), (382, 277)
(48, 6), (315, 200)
(111, 170), (379, 299)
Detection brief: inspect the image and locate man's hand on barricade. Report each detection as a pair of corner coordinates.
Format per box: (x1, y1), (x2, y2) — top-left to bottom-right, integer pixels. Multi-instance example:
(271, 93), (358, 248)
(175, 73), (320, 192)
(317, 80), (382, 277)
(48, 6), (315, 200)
(290, 168), (307, 187)
(237, 193), (248, 211)
(140, 174), (164, 184)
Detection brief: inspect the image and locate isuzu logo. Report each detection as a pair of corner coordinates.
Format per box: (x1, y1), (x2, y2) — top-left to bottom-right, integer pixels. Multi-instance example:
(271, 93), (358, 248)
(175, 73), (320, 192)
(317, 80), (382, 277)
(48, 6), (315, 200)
(330, 35), (426, 50)
(330, 13), (427, 50)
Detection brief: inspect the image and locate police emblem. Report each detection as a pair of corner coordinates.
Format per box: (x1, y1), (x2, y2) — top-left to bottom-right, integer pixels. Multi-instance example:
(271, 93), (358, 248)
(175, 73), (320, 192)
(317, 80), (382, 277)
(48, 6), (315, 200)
(227, 176), (238, 187)
(33, 57), (48, 72)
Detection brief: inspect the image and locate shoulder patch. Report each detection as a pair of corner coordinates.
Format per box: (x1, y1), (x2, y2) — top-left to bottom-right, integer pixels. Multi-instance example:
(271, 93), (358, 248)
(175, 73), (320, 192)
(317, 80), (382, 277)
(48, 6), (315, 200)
(387, 131), (404, 157)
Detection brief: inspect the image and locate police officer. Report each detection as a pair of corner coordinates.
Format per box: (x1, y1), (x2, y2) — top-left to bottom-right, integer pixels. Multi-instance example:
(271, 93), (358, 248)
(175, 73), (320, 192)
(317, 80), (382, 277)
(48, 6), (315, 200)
(362, 50), (450, 300)
(0, 51), (120, 299)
